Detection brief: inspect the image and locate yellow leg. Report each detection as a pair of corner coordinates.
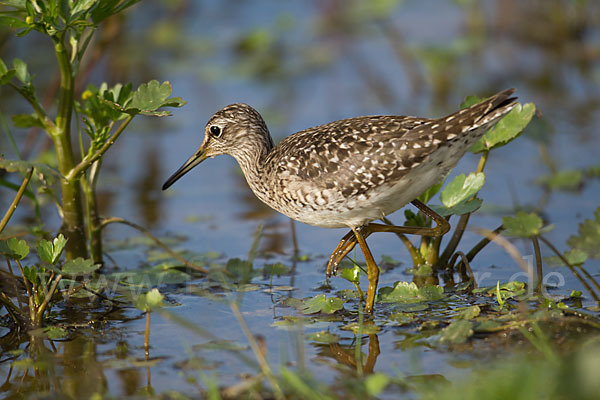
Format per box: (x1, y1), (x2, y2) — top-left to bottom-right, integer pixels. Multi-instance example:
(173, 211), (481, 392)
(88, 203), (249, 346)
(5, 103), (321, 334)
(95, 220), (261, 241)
(352, 227), (379, 314)
(326, 200), (450, 276)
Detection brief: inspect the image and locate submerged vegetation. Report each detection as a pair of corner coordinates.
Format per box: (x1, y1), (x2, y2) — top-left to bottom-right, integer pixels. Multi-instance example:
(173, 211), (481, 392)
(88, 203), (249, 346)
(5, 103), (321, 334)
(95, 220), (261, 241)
(1, 0), (600, 398)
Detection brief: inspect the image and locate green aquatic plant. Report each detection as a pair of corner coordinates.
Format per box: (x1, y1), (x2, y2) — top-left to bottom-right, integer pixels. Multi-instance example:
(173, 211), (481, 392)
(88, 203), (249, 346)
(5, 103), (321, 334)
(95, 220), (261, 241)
(0, 0), (185, 263)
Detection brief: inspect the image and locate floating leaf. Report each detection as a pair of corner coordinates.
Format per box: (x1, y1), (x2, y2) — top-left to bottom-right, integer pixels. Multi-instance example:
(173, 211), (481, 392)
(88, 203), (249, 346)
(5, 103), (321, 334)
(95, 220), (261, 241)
(301, 294), (344, 314)
(378, 281), (444, 303)
(473, 319), (502, 332)
(439, 320), (473, 344)
(341, 322), (381, 334)
(567, 208), (600, 259)
(305, 331), (340, 344)
(390, 311), (417, 325)
(456, 305), (481, 320)
(224, 258), (256, 283)
(61, 258), (100, 275)
(470, 103), (536, 153)
(440, 172), (485, 208)
(474, 281), (526, 296)
(44, 326), (69, 339)
(430, 198), (482, 217)
(502, 211), (544, 238)
(537, 170), (583, 192)
(0, 237), (29, 260)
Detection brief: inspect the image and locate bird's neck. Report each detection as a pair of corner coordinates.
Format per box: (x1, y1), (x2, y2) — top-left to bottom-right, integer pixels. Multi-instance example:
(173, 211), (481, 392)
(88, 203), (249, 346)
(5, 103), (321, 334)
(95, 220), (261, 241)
(232, 133), (274, 193)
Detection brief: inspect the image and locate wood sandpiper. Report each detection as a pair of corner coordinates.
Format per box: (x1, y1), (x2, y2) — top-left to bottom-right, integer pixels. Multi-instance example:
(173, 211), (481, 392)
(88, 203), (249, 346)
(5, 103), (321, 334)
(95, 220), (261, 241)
(162, 89), (517, 313)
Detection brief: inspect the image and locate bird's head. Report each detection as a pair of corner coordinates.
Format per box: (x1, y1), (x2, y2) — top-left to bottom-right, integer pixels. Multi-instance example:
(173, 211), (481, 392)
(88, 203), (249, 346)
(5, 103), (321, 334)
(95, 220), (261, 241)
(162, 103), (273, 190)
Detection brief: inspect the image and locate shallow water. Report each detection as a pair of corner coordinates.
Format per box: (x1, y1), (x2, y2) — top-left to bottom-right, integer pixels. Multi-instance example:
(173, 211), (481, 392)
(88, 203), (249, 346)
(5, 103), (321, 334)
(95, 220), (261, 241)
(1, 1), (600, 398)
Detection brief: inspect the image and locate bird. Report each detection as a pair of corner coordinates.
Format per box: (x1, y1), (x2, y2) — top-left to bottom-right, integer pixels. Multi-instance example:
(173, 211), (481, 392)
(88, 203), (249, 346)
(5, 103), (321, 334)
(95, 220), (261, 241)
(162, 89), (518, 313)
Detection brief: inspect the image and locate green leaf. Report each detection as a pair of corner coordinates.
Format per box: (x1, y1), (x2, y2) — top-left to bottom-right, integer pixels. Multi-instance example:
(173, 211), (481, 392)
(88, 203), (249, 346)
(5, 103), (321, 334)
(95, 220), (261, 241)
(496, 281), (505, 307)
(262, 262), (289, 277)
(567, 207), (600, 258)
(440, 172), (485, 208)
(0, 237), (30, 260)
(378, 281), (444, 303)
(13, 58), (30, 85)
(536, 170), (583, 192)
(439, 320), (473, 344)
(134, 288), (166, 311)
(0, 58), (8, 76)
(460, 95), (483, 109)
(305, 331), (340, 344)
(473, 281), (526, 296)
(456, 305), (481, 320)
(338, 265), (360, 284)
(44, 326), (69, 339)
(0, 158), (63, 184)
(123, 80), (186, 116)
(301, 294), (344, 314)
(470, 103), (536, 153)
(429, 198), (482, 217)
(12, 113), (44, 128)
(418, 179), (444, 203)
(61, 258), (100, 275)
(223, 257), (256, 283)
(36, 234), (67, 265)
(0, 57), (16, 85)
(365, 373), (390, 397)
(545, 248), (588, 267)
(502, 211), (543, 238)
(70, 0), (97, 15)
(390, 311), (417, 325)
(0, 16), (29, 29)
(341, 322), (380, 334)
(570, 290), (582, 298)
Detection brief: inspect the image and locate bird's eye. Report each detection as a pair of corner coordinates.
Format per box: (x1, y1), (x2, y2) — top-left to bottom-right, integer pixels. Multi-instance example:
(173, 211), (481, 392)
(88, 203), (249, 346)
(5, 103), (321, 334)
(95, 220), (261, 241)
(210, 125), (222, 138)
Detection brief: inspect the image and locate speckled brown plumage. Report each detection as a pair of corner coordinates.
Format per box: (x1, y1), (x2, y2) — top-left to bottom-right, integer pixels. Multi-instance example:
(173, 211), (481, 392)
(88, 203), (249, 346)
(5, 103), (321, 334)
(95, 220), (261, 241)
(163, 89), (517, 229)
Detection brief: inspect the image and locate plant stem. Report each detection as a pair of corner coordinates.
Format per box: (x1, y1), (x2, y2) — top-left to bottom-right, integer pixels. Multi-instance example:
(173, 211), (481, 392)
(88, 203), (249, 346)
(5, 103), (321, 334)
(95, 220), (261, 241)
(382, 216), (424, 265)
(82, 160), (103, 265)
(531, 236), (543, 294)
(465, 224), (504, 262)
(53, 38), (88, 259)
(539, 236), (600, 304)
(230, 301), (284, 400)
(0, 167), (33, 234)
(438, 150), (489, 267)
(66, 115), (134, 181)
(144, 311), (151, 358)
(35, 274), (62, 327)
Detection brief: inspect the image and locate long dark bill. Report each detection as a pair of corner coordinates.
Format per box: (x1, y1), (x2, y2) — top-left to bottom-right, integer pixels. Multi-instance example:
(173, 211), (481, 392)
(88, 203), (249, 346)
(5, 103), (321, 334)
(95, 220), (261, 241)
(162, 148), (208, 190)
